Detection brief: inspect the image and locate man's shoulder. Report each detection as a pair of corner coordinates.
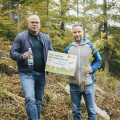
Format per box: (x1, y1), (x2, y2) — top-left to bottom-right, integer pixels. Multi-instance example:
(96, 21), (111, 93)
(17, 30), (28, 38)
(14, 31), (28, 41)
(64, 44), (73, 53)
(66, 44), (73, 49)
(39, 32), (49, 39)
(87, 41), (94, 46)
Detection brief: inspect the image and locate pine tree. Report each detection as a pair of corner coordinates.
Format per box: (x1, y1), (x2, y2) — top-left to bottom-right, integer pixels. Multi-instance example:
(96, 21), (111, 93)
(80, 0), (120, 73)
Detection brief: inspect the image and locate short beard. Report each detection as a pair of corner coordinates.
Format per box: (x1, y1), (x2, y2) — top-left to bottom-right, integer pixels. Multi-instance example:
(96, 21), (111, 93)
(75, 37), (83, 43)
(30, 30), (38, 36)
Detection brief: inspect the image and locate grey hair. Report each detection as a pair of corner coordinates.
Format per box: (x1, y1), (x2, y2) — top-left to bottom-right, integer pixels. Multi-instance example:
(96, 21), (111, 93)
(28, 15), (40, 22)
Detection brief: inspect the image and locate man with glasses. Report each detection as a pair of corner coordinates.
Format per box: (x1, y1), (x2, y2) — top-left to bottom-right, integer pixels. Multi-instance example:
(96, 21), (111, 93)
(10, 15), (53, 120)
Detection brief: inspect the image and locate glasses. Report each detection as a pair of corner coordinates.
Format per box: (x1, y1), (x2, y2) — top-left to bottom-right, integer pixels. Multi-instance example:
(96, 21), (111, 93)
(30, 21), (40, 24)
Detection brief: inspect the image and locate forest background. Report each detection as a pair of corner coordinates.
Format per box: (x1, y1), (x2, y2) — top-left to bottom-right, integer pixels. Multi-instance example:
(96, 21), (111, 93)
(0, 0), (120, 120)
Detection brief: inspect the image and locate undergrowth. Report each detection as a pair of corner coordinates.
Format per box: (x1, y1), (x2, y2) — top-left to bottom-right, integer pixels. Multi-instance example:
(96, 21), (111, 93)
(0, 48), (120, 120)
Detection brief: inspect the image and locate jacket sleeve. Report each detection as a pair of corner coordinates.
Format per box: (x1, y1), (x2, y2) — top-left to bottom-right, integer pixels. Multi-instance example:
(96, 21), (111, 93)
(64, 48), (68, 54)
(10, 34), (24, 62)
(48, 37), (53, 51)
(64, 44), (73, 54)
(91, 50), (102, 73)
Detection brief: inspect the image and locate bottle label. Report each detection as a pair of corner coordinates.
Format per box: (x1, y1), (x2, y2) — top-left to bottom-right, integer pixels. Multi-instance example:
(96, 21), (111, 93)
(28, 58), (33, 65)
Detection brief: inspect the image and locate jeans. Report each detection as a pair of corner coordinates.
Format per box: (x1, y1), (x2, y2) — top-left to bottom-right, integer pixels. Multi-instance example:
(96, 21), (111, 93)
(19, 71), (46, 120)
(70, 84), (97, 120)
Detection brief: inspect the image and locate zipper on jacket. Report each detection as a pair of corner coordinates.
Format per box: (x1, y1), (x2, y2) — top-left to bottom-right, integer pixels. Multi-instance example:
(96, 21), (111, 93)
(78, 45), (81, 86)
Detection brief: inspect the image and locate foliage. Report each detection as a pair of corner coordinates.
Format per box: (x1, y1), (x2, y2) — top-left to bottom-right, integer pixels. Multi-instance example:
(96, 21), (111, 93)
(0, 8), (17, 41)
(1, 68), (120, 119)
(0, 0), (120, 75)
(0, 48), (120, 120)
(0, 0), (120, 119)
(82, 0), (120, 73)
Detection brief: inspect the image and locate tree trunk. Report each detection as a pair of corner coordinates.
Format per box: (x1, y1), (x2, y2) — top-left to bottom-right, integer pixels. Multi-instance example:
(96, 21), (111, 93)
(76, 0), (78, 17)
(104, 47), (109, 72)
(17, 4), (20, 34)
(17, 11), (20, 34)
(47, 0), (49, 35)
(103, 0), (109, 72)
(61, 22), (64, 30)
(60, 0), (65, 38)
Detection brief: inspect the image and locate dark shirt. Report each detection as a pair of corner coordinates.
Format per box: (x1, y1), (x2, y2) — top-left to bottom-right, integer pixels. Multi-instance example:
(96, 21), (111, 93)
(30, 34), (45, 72)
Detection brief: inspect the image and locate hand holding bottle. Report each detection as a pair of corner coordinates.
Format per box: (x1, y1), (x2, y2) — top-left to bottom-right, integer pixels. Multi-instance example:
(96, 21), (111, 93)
(23, 48), (33, 65)
(23, 52), (31, 59)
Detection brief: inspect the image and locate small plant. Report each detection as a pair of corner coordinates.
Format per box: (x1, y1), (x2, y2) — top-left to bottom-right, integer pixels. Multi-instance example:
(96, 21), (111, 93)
(80, 39), (104, 92)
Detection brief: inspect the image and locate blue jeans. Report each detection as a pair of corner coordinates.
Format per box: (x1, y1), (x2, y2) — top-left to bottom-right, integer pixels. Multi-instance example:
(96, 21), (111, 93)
(19, 71), (46, 120)
(70, 84), (97, 120)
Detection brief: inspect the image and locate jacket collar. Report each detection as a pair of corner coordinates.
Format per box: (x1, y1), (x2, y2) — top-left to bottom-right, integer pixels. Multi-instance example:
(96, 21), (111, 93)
(72, 37), (89, 46)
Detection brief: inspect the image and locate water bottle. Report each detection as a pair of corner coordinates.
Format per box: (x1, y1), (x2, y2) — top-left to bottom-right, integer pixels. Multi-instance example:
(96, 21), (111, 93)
(28, 48), (33, 65)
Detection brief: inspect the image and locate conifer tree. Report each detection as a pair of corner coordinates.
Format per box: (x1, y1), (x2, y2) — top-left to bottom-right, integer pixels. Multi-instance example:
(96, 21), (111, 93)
(79, 0), (120, 73)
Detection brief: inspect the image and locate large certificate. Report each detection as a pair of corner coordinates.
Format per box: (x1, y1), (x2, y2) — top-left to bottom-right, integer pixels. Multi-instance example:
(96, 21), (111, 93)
(45, 51), (77, 76)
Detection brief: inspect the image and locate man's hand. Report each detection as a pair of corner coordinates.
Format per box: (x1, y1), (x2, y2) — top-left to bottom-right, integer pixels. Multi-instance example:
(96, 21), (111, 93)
(86, 66), (92, 74)
(23, 52), (31, 59)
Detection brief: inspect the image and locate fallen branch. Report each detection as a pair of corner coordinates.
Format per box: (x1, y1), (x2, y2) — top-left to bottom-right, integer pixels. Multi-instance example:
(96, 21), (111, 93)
(58, 82), (110, 120)
(94, 84), (120, 101)
(94, 84), (106, 94)
(2, 90), (24, 105)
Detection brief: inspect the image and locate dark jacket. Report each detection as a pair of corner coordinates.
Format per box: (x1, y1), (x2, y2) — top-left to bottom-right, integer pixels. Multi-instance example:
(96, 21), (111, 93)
(10, 30), (53, 74)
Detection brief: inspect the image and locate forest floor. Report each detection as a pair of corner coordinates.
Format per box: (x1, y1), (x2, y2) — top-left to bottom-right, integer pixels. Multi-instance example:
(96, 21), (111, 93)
(0, 49), (120, 120)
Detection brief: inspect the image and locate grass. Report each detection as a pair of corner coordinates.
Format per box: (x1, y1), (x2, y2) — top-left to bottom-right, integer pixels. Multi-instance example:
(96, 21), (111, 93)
(0, 47), (120, 120)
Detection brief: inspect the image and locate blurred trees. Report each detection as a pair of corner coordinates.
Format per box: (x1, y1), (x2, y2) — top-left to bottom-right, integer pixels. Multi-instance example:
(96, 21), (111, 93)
(0, 0), (120, 76)
(75, 0), (120, 75)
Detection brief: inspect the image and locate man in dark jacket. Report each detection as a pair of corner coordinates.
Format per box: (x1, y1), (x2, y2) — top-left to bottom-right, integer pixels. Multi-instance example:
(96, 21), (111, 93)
(10, 15), (53, 120)
(64, 24), (102, 120)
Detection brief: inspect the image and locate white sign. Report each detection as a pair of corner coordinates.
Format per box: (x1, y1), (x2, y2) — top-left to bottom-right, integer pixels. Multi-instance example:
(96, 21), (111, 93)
(45, 51), (77, 76)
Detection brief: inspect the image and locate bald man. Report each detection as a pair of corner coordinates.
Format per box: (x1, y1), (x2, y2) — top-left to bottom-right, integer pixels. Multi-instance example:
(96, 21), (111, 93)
(10, 15), (53, 120)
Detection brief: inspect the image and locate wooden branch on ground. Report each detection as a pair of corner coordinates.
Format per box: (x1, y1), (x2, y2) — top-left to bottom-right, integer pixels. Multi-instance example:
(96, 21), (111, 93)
(94, 84), (106, 94)
(58, 82), (110, 120)
(2, 90), (24, 105)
